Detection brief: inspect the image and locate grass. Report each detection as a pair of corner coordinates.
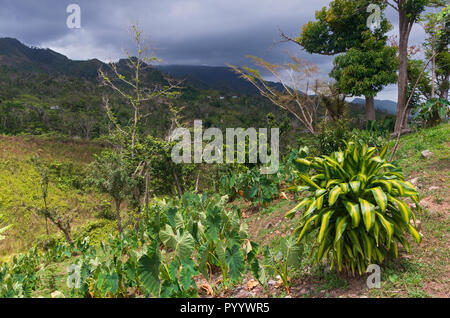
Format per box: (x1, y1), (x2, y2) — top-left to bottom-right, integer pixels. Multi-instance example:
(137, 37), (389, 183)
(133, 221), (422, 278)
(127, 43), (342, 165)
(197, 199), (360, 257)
(0, 134), (106, 257)
(1, 124), (449, 298)
(244, 123), (450, 298)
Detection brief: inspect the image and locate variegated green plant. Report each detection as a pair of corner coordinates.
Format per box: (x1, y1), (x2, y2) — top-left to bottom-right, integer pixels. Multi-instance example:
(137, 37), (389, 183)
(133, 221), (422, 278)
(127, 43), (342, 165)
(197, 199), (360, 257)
(286, 141), (422, 274)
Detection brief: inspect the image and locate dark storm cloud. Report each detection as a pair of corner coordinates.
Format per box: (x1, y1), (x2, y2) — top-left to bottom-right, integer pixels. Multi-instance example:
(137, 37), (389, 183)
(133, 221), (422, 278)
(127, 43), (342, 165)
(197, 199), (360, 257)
(0, 0), (331, 65)
(0, 0), (433, 101)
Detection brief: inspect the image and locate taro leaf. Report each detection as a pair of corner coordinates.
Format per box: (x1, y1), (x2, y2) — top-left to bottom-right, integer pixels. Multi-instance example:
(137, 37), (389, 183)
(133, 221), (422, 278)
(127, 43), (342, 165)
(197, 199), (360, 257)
(225, 244), (245, 282)
(137, 241), (161, 296)
(124, 258), (137, 282)
(198, 243), (211, 280)
(167, 207), (178, 228)
(206, 206), (222, 241)
(250, 258), (267, 286)
(97, 271), (118, 297)
(160, 225), (195, 260)
(282, 236), (303, 267)
(159, 224), (177, 248)
(246, 241), (260, 264)
(180, 258), (199, 291)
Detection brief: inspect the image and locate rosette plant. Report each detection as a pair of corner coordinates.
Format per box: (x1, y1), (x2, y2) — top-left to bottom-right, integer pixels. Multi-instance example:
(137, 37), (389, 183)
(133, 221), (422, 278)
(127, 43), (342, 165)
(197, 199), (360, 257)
(286, 141), (422, 274)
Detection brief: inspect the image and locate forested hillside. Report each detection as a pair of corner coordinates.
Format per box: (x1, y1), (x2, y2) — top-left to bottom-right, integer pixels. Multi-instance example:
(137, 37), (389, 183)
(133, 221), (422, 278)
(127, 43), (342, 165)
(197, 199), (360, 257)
(0, 0), (448, 301)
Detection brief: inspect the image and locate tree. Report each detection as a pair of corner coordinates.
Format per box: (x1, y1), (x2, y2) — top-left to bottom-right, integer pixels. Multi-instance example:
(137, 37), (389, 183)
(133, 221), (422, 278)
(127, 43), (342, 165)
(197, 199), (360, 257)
(295, 0), (428, 131)
(99, 24), (180, 158)
(330, 31), (398, 121)
(294, 0), (394, 122)
(230, 54), (328, 135)
(88, 151), (136, 233)
(382, 0), (428, 132)
(32, 157), (73, 244)
(421, 3), (450, 100)
(98, 24), (181, 223)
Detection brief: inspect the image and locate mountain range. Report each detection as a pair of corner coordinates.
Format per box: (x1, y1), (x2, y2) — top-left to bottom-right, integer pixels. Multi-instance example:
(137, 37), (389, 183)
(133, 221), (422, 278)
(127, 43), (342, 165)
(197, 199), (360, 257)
(351, 98), (397, 115)
(0, 37), (398, 112)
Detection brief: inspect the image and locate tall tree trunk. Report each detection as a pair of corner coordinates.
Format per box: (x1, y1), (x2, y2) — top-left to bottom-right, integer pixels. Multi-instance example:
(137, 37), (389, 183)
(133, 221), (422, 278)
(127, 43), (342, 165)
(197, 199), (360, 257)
(431, 34), (436, 99)
(394, 5), (411, 133)
(114, 200), (123, 233)
(365, 96), (376, 122)
(172, 169), (183, 197)
(144, 168), (149, 221)
(443, 74), (449, 100)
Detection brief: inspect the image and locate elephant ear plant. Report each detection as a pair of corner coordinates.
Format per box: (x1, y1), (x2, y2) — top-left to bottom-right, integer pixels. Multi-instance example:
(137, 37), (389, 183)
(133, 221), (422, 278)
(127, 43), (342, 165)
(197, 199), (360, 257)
(286, 141), (422, 275)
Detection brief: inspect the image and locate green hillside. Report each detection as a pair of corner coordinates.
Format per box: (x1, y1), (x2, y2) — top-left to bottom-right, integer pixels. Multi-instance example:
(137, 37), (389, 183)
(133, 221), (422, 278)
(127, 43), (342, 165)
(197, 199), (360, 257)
(0, 124), (448, 297)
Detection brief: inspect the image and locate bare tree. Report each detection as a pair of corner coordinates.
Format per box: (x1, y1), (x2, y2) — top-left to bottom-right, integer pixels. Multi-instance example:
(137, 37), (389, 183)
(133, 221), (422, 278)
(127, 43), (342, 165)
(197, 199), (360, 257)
(229, 54), (330, 135)
(98, 24), (180, 157)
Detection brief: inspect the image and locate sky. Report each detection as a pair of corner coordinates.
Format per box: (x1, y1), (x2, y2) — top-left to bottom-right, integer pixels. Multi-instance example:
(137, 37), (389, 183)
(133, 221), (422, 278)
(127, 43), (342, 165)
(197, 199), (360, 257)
(0, 0), (432, 101)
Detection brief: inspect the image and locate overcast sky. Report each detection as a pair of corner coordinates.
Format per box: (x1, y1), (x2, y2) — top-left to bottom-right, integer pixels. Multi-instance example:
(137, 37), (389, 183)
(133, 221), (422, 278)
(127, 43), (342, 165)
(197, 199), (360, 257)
(0, 0), (432, 101)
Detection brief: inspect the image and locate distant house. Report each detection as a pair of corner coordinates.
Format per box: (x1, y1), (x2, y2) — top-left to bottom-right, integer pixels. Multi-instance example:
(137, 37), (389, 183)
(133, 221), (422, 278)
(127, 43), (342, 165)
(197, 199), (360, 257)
(50, 105), (60, 110)
(219, 96), (225, 100)
(232, 96), (238, 99)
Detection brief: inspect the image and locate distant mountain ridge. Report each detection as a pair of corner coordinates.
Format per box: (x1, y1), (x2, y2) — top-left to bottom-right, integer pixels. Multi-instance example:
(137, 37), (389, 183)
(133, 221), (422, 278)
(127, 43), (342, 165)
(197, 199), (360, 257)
(0, 37), (398, 108)
(156, 64), (287, 95)
(0, 37), (104, 80)
(351, 98), (397, 115)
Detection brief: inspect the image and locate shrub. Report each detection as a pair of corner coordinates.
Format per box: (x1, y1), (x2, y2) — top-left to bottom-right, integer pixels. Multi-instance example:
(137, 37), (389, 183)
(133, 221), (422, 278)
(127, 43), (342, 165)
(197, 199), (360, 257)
(94, 200), (116, 220)
(314, 118), (351, 156)
(73, 220), (117, 246)
(0, 214), (11, 241)
(350, 128), (387, 149)
(412, 98), (449, 127)
(286, 141), (422, 274)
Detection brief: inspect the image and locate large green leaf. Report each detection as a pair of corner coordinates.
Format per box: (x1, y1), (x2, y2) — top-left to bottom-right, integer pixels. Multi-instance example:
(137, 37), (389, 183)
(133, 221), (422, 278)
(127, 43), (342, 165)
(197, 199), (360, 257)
(369, 187), (388, 212)
(328, 185), (342, 207)
(180, 258), (199, 291)
(138, 242), (161, 296)
(344, 201), (361, 228)
(285, 198), (312, 218)
(225, 244), (245, 282)
(334, 216), (349, 243)
(375, 212), (394, 245)
(359, 198), (375, 231)
(159, 225), (195, 260)
(318, 210), (334, 243)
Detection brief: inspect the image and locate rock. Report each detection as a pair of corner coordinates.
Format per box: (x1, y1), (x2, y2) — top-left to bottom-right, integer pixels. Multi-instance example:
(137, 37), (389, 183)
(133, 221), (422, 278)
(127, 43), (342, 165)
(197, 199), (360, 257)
(421, 150), (433, 158)
(408, 177), (419, 186)
(410, 219), (422, 231)
(300, 288), (309, 294)
(51, 291), (65, 298)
